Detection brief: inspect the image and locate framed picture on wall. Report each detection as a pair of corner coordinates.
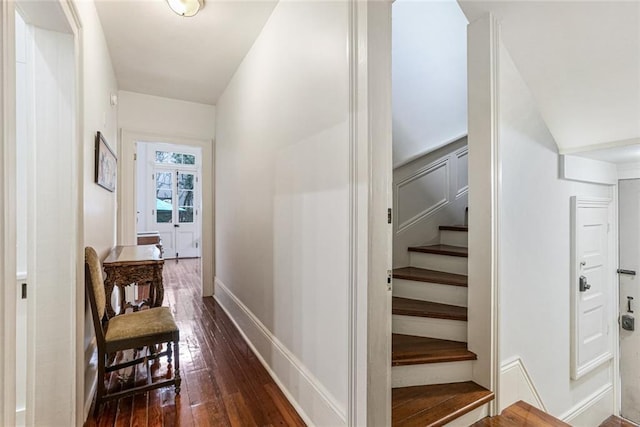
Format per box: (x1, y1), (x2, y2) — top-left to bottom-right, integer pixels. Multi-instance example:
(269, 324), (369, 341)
(95, 131), (117, 192)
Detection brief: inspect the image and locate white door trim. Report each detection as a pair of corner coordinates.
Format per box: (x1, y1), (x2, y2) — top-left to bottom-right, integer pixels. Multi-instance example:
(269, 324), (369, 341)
(120, 130), (215, 296)
(4, 1), (83, 424)
(349, 1), (393, 425)
(467, 13), (501, 414)
(1, 2), (17, 425)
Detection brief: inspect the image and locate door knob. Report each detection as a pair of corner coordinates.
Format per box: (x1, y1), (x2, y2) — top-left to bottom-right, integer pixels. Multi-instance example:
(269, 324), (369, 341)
(579, 275), (591, 292)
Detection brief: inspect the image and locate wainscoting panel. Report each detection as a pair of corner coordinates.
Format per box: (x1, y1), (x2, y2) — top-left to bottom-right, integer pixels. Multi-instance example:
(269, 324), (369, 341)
(393, 137), (468, 268)
(396, 159), (450, 232)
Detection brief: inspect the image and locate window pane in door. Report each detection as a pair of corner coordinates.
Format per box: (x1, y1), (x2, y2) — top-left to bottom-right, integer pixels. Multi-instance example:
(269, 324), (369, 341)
(178, 172), (195, 223)
(183, 154), (195, 165)
(179, 207), (194, 223)
(156, 172), (173, 223)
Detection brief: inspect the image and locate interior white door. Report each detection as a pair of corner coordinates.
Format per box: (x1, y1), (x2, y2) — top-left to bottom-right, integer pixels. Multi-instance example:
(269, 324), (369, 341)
(571, 196), (612, 380)
(619, 179), (640, 423)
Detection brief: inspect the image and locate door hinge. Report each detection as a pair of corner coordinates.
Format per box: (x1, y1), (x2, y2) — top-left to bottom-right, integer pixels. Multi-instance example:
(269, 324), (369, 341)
(387, 208), (392, 224)
(387, 270), (392, 291)
(152, 173), (154, 180)
(134, 153), (137, 161)
(21, 283), (27, 299)
(152, 209), (155, 215)
(195, 242), (199, 249)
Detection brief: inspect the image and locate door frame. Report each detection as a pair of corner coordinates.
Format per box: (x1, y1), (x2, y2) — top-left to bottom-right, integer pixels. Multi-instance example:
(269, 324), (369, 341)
(119, 130), (214, 296)
(1, 0), (83, 425)
(0, 2), (18, 424)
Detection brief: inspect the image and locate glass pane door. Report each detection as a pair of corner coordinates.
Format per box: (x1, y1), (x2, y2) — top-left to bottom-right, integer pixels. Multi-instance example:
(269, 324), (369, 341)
(178, 172), (194, 224)
(155, 172), (173, 224)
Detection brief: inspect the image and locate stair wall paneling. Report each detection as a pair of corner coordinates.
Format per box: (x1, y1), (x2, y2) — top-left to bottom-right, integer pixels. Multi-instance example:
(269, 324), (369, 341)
(499, 357), (546, 412)
(393, 137), (468, 268)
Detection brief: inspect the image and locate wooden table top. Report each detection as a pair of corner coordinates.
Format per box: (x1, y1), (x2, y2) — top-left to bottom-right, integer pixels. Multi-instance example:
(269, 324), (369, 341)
(103, 245), (163, 266)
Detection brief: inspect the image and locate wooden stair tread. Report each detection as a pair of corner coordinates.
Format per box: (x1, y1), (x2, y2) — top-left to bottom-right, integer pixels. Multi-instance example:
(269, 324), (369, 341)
(393, 297), (467, 321)
(393, 381), (494, 427)
(392, 334), (476, 366)
(600, 415), (639, 427)
(408, 244), (468, 258)
(439, 225), (468, 232)
(393, 267), (468, 287)
(471, 401), (571, 427)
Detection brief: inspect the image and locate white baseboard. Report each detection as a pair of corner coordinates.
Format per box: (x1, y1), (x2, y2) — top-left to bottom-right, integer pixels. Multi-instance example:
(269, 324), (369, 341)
(500, 357), (546, 412)
(560, 384), (614, 426)
(16, 408), (25, 427)
(214, 277), (346, 427)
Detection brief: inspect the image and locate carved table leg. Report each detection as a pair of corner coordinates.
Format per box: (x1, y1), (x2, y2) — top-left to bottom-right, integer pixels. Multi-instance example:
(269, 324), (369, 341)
(104, 267), (117, 319)
(153, 263), (164, 307)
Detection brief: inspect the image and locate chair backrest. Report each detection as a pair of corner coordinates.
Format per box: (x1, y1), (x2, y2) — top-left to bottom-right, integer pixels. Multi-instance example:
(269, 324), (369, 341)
(85, 247), (107, 343)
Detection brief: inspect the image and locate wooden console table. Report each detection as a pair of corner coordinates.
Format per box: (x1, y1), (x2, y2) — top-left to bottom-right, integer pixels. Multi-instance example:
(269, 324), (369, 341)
(103, 245), (164, 318)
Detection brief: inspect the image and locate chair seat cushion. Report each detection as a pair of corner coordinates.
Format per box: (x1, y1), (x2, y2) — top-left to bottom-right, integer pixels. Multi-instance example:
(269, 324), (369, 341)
(105, 307), (178, 344)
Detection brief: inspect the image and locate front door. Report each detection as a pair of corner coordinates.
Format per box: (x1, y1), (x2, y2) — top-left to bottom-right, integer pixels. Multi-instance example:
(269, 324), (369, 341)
(619, 179), (640, 423)
(151, 148), (201, 259)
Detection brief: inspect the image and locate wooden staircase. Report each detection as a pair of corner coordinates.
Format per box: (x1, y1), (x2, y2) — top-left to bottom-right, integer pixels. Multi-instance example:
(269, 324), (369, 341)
(471, 401), (570, 426)
(392, 224), (494, 426)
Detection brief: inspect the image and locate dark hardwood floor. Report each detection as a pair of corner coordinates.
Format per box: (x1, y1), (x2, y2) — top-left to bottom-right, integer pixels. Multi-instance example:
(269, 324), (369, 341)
(85, 258), (306, 427)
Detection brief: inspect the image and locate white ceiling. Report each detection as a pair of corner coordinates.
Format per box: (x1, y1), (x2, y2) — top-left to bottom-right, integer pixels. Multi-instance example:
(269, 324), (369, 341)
(574, 142), (640, 165)
(458, 0), (640, 153)
(95, 0), (277, 105)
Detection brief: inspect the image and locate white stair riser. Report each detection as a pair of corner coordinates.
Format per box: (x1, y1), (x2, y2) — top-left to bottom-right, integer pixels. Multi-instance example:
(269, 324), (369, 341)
(393, 278), (468, 307)
(392, 315), (467, 342)
(444, 403), (489, 427)
(392, 360), (473, 388)
(409, 252), (468, 275)
(440, 230), (468, 248)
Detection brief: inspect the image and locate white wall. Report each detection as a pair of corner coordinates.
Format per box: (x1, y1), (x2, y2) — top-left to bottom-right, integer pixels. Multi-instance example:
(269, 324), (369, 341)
(74, 0), (119, 419)
(498, 43), (615, 422)
(214, 2), (350, 425)
(117, 90), (215, 140)
(392, 0), (468, 167)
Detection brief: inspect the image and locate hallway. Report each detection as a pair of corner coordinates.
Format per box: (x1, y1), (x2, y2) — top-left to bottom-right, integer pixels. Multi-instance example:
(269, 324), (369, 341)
(86, 259), (305, 426)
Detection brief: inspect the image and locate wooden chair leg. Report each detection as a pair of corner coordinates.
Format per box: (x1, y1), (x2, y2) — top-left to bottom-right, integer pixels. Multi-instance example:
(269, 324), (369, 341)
(167, 342), (172, 364)
(94, 354), (107, 417)
(173, 339), (181, 395)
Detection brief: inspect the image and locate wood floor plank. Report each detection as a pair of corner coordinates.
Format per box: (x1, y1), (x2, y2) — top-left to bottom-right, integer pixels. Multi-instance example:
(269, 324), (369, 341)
(85, 258), (305, 427)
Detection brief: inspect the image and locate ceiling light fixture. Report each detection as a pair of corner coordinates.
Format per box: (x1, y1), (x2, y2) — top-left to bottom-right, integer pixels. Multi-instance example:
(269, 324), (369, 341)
(166, 0), (204, 17)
